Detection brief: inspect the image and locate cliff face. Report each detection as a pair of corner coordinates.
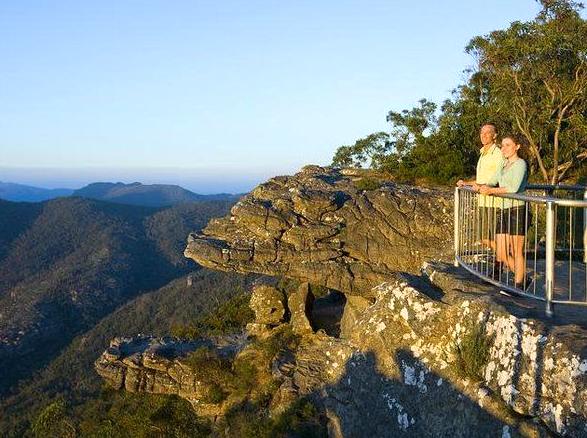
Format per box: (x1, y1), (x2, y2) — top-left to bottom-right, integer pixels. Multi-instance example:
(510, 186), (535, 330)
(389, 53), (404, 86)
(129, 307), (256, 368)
(97, 166), (587, 437)
(184, 166), (453, 297)
(96, 273), (587, 437)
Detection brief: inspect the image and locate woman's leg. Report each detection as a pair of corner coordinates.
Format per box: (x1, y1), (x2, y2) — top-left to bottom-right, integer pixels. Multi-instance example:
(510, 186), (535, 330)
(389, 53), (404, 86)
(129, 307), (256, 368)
(510, 234), (526, 284)
(495, 233), (508, 268)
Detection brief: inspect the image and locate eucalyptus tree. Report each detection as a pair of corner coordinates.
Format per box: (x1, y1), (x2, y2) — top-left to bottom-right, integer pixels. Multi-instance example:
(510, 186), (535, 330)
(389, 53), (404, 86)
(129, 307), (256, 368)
(331, 131), (391, 169)
(466, 0), (587, 183)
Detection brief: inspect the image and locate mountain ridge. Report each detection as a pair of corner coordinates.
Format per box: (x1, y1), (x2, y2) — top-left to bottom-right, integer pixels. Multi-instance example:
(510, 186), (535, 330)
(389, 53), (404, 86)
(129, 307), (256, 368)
(73, 182), (241, 207)
(0, 182), (73, 202)
(0, 180), (241, 206)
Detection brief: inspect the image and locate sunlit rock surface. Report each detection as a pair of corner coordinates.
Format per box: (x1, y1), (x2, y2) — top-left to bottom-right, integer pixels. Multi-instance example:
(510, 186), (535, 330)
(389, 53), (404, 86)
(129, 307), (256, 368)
(98, 270), (585, 436)
(184, 166), (453, 297)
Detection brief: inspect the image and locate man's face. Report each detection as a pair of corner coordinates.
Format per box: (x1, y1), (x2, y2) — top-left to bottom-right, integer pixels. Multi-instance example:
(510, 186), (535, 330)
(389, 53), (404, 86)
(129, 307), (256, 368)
(479, 125), (496, 147)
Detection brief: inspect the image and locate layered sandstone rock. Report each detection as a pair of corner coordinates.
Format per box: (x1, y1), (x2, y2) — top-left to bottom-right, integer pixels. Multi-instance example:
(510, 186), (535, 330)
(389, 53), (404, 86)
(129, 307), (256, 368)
(98, 270), (587, 436)
(95, 334), (248, 417)
(184, 166), (453, 297)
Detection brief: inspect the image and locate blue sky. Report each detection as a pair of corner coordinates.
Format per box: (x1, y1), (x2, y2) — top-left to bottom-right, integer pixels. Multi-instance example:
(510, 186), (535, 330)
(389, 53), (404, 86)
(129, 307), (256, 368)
(0, 1), (541, 192)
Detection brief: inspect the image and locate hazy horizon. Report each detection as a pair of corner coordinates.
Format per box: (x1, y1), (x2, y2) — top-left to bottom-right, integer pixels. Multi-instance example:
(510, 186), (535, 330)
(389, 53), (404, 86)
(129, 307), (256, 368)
(0, 165), (302, 194)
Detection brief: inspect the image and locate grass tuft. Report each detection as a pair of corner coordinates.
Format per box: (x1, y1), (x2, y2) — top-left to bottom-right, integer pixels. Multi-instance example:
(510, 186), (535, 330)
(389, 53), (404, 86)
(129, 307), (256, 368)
(453, 324), (493, 382)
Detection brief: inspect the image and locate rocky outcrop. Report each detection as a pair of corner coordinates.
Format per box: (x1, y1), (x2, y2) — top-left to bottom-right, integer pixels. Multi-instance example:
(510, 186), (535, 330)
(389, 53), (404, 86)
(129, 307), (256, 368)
(95, 334), (248, 417)
(289, 282), (315, 335)
(97, 268), (587, 436)
(184, 166), (453, 297)
(97, 166), (587, 436)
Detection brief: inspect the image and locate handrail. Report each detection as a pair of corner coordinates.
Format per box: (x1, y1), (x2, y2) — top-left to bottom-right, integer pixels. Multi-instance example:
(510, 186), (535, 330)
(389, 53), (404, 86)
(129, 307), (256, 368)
(454, 184), (587, 317)
(526, 183), (586, 192)
(458, 185), (587, 207)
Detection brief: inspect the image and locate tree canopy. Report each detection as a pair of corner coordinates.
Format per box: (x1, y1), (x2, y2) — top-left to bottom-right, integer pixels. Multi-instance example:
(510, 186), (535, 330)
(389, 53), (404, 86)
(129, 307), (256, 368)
(333, 0), (587, 184)
(467, 0), (587, 183)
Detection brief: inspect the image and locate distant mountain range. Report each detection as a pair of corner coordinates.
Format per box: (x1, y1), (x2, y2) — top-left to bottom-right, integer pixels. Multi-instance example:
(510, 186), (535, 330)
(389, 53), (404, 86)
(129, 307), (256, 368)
(72, 182), (240, 206)
(0, 182), (74, 202)
(0, 181), (241, 207)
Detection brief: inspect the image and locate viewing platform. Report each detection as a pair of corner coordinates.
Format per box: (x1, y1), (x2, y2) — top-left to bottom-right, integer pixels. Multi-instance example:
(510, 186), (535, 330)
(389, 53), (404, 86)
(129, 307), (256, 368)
(454, 184), (587, 317)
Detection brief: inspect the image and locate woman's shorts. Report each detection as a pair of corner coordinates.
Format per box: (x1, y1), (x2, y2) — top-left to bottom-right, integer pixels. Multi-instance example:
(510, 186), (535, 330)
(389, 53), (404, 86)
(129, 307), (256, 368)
(496, 206), (532, 236)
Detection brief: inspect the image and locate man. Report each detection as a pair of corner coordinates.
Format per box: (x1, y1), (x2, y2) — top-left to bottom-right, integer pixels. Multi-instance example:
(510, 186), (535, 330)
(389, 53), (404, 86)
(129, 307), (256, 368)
(457, 123), (505, 258)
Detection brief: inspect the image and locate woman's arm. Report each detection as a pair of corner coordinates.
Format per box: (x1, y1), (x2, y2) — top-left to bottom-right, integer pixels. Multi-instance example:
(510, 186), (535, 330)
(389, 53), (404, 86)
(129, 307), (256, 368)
(474, 167), (501, 193)
(479, 160), (527, 195)
(456, 178), (477, 187)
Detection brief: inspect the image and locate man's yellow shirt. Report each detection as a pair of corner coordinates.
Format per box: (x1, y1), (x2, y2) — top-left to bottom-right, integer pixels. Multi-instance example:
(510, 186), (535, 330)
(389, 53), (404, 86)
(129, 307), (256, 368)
(476, 144), (505, 208)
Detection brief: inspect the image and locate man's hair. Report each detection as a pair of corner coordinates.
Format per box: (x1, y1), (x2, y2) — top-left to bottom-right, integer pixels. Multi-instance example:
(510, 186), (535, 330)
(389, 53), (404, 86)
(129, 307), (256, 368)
(481, 123), (497, 134)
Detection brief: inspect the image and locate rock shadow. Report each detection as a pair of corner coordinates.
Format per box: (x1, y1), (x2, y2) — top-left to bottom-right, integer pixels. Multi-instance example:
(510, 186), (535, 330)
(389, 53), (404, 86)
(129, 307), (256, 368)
(399, 272), (445, 301)
(311, 290), (346, 337)
(312, 349), (542, 438)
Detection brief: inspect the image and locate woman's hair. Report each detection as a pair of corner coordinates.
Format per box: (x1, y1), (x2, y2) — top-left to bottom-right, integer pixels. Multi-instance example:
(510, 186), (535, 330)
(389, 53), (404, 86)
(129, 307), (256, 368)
(502, 133), (530, 161)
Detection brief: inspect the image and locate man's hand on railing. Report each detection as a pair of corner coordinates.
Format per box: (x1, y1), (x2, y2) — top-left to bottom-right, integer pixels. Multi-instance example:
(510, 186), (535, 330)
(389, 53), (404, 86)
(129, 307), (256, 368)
(457, 179), (479, 187)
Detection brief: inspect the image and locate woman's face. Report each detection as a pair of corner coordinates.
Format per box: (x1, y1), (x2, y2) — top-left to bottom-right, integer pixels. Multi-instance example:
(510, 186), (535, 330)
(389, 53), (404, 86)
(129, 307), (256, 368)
(501, 137), (520, 159)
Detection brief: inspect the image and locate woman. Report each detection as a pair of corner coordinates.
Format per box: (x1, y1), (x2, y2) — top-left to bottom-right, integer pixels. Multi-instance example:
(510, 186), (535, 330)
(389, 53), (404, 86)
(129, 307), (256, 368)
(475, 134), (531, 290)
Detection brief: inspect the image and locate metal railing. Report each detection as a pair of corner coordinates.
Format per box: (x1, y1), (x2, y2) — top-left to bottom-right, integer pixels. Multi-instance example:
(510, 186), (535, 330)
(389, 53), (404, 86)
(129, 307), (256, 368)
(454, 184), (587, 316)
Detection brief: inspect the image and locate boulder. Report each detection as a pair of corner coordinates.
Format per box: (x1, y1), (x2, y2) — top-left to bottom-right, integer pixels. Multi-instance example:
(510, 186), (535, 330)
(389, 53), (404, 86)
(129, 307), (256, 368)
(248, 284), (286, 325)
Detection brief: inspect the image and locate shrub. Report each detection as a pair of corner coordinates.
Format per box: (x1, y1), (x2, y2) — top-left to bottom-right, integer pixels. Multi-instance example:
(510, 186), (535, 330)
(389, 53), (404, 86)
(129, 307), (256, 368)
(184, 347), (233, 383)
(354, 177), (383, 192)
(232, 359), (258, 395)
(257, 327), (300, 360)
(31, 399), (76, 438)
(171, 290), (254, 339)
(77, 391), (211, 437)
(205, 383), (228, 404)
(221, 397), (327, 438)
(184, 346), (258, 403)
(271, 398), (327, 438)
(185, 347), (232, 403)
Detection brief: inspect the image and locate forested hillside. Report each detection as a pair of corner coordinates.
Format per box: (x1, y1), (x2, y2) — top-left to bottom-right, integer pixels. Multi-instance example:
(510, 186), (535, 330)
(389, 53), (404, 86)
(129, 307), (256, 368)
(0, 270), (257, 437)
(0, 197), (234, 396)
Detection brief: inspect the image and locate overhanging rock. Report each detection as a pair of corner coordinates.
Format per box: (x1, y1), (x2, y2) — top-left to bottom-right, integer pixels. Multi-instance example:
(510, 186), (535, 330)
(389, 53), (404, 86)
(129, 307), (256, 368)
(184, 166), (453, 298)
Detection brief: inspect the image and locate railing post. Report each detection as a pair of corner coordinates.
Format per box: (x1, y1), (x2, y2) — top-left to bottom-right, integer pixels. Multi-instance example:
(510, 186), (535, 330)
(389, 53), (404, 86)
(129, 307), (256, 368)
(545, 201), (556, 317)
(454, 187), (460, 267)
(583, 189), (587, 264)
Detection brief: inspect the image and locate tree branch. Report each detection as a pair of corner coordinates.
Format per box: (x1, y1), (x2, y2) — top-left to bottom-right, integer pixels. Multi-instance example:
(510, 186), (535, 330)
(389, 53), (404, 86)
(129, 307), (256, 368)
(515, 115), (549, 182)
